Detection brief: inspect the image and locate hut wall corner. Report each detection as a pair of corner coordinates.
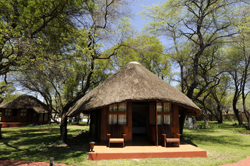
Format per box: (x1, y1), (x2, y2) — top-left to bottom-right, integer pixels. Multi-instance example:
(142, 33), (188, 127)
(127, 101), (132, 142)
(173, 104), (180, 134)
(100, 107), (108, 142)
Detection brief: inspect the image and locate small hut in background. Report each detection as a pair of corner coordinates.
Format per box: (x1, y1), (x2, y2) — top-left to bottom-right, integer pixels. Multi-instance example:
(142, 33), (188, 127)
(0, 94), (49, 127)
(68, 62), (200, 146)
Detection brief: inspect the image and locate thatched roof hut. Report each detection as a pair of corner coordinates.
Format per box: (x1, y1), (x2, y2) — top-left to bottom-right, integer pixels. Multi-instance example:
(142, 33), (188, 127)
(0, 94), (48, 113)
(69, 61), (200, 117)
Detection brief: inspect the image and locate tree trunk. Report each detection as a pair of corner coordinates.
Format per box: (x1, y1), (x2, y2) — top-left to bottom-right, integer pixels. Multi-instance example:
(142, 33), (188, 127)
(180, 65), (184, 93)
(217, 104), (223, 123)
(243, 100), (250, 130)
(203, 107), (209, 128)
(60, 113), (67, 142)
(233, 97), (243, 125)
(76, 115), (79, 125)
(242, 92), (250, 129)
(241, 34), (250, 130)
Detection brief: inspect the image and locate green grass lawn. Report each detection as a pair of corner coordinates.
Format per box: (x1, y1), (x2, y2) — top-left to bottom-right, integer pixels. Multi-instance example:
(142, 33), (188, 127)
(0, 121), (250, 166)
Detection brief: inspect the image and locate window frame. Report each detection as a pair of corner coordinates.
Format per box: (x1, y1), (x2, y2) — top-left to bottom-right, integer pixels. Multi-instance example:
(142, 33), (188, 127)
(4, 109), (11, 117)
(20, 109), (27, 117)
(156, 102), (173, 125)
(108, 102), (127, 125)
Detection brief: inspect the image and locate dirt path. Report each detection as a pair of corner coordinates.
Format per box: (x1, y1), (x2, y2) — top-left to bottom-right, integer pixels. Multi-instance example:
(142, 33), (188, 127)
(0, 160), (73, 166)
(220, 156), (250, 166)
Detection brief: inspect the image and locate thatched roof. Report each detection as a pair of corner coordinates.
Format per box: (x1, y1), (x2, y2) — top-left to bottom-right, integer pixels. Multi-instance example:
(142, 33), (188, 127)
(0, 94), (48, 113)
(68, 62), (201, 117)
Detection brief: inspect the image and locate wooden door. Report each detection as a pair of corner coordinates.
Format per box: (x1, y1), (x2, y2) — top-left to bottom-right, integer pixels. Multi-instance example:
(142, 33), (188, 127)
(12, 109), (18, 122)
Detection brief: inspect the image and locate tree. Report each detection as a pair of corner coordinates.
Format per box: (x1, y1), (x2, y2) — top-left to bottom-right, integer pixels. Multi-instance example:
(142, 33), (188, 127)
(0, 81), (21, 103)
(237, 7), (250, 129)
(14, 0), (134, 142)
(105, 34), (172, 81)
(225, 6), (250, 127)
(196, 75), (230, 124)
(226, 48), (244, 125)
(0, 0), (90, 76)
(141, 0), (242, 134)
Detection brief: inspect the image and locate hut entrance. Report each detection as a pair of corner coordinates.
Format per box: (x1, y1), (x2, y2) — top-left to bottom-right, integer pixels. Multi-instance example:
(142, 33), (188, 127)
(12, 109), (18, 121)
(132, 102), (149, 145)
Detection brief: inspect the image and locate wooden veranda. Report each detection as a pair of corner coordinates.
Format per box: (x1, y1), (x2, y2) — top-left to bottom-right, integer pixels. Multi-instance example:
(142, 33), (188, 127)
(89, 143), (207, 160)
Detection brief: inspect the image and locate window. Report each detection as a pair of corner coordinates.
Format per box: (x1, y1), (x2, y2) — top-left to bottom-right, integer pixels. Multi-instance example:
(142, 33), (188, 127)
(109, 104), (117, 112)
(109, 102), (127, 125)
(20, 109), (27, 117)
(118, 114), (126, 124)
(157, 102), (172, 125)
(164, 102), (171, 113)
(4, 109), (11, 116)
(157, 102), (163, 112)
(164, 115), (172, 125)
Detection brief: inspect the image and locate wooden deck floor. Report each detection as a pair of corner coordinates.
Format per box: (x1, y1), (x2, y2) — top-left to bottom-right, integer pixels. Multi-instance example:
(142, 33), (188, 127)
(0, 122), (28, 128)
(89, 143), (207, 160)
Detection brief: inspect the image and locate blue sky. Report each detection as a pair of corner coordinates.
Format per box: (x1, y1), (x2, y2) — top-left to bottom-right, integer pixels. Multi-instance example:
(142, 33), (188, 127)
(130, 0), (165, 31)
(130, 0), (153, 31)
(130, 0), (179, 86)
(129, 0), (173, 50)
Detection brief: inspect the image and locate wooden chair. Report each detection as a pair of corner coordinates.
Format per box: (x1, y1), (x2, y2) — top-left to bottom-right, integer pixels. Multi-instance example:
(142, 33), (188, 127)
(161, 124), (181, 147)
(107, 125), (126, 147)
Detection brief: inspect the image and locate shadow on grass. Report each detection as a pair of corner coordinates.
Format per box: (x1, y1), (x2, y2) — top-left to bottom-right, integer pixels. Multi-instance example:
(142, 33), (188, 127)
(181, 137), (198, 147)
(0, 127), (89, 162)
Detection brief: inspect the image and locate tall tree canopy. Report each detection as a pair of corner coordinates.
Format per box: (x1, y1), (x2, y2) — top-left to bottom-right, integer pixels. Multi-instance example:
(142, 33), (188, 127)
(105, 34), (172, 82)
(141, 0), (246, 132)
(10, 0), (134, 141)
(0, 0), (91, 75)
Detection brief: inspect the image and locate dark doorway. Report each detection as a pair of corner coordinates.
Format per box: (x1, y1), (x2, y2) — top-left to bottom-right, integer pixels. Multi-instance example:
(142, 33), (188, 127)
(12, 109), (18, 122)
(12, 109), (18, 116)
(132, 102), (149, 145)
(90, 109), (101, 142)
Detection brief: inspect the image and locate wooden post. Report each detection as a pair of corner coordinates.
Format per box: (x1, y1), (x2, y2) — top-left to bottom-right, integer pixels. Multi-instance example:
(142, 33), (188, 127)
(127, 101), (132, 142)
(173, 104), (180, 134)
(50, 157), (54, 166)
(100, 108), (107, 142)
(0, 124), (2, 139)
(155, 102), (158, 146)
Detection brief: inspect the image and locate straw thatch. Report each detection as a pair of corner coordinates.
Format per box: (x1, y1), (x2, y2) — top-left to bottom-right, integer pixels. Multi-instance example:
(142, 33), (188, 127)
(68, 62), (201, 116)
(0, 94), (48, 113)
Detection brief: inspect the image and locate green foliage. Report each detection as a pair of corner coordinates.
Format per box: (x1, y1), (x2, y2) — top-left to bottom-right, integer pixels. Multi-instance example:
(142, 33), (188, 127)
(0, 0), (91, 75)
(11, 1), (134, 136)
(0, 81), (22, 103)
(105, 34), (171, 81)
